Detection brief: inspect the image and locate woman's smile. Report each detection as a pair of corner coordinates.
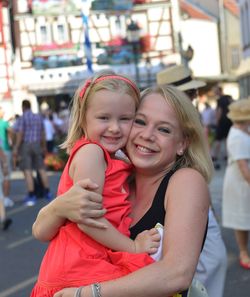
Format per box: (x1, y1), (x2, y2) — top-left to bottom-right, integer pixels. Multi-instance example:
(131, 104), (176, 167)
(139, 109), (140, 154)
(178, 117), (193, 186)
(135, 144), (156, 154)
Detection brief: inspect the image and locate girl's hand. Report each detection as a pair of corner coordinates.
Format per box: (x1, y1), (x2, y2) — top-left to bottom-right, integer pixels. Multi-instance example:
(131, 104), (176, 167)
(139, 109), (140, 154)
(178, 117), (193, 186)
(134, 227), (161, 254)
(61, 179), (107, 229)
(53, 287), (77, 297)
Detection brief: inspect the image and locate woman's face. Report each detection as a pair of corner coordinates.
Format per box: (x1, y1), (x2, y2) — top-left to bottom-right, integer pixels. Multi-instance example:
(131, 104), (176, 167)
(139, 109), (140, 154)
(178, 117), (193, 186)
(126, 93), (187, 174)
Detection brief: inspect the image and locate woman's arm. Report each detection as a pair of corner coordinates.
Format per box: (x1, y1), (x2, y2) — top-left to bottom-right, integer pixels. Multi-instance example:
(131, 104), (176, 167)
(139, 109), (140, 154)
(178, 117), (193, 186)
(54, 168), (210, 297)
(237, 159), (250, 184)
(32, 179), (106, 241)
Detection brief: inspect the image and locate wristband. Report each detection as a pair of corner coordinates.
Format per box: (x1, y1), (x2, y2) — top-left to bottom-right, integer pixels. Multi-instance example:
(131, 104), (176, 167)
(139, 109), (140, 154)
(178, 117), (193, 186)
(74, 286), (84, 297)
(91, 283), (101, 297)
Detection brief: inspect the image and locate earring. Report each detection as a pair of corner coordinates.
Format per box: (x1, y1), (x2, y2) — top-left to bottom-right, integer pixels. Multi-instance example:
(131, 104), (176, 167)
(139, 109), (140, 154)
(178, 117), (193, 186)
(178, 150), (183, 156)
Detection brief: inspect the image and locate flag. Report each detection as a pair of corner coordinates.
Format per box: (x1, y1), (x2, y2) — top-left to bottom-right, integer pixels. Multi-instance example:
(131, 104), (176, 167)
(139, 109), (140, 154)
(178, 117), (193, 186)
(81, 12), (93, 73)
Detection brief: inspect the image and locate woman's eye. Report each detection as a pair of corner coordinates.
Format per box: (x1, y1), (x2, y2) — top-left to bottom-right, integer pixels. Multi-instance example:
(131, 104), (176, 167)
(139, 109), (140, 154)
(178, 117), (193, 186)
(159, 127), (170, 134)
(134, 118), (145, 125)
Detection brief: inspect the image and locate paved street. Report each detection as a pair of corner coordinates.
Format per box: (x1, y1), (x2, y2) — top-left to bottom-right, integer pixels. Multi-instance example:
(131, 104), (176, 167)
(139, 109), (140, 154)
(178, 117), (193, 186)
(0, 165), (250, 297)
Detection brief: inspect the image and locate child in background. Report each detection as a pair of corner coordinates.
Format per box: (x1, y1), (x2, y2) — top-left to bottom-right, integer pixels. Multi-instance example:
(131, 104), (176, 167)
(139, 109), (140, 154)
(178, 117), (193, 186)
(31, 71), (159, 297)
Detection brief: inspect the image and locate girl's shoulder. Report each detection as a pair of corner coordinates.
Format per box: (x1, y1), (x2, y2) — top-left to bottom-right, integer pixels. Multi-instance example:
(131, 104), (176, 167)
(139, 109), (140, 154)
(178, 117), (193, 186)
(72, 138), (110, 159)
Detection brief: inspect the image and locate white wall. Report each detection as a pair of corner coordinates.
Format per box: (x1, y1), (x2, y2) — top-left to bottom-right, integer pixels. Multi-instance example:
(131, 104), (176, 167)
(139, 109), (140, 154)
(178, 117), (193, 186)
(180, 19), (221, 77)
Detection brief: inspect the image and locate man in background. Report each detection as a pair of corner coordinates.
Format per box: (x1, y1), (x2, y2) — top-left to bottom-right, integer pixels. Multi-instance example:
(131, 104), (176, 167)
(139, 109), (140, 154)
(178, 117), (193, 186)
(12, 100), (52, 206)
(156, 64), (227, 297)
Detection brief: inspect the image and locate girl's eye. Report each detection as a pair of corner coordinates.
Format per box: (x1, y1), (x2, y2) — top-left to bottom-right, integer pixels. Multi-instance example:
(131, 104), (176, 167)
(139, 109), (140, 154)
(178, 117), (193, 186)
(121, 117), (132, 121)
(134, 118), (145, 125)
(159, 127), (171, 134)
(98, 116), (109, 120)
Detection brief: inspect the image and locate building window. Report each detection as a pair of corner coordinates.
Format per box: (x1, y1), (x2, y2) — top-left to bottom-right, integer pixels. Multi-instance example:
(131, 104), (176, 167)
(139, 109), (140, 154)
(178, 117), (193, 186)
(40, 26), (48, 44)
(53, 23), (69, 44)
(58, 25), (65, 42)
(36, 22), (51, 45)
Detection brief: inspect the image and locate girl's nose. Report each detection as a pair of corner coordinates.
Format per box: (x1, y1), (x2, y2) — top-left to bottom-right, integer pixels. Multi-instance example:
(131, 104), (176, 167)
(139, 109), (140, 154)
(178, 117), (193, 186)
(108, 120), (120, 132)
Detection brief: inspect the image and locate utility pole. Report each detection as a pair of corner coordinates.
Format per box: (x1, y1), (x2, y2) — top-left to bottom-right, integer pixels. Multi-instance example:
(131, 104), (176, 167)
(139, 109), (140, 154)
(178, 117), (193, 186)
(219, 0), (228, 74)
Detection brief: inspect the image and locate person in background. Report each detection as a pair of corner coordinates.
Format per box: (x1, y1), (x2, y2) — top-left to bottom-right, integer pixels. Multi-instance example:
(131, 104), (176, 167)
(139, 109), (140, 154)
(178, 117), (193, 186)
(12, 100), (53, 206)
(33, 84), (212, 297)
(157, 64), (205, 102)
(0, 107), (15, 208)
(222, 99), (250, 270)
(54, 101), (70, 136)
(201, 102), (216, 152)
(156, 64), (227, 297)
(0, 144), (12, 231)
(212, 87), (233, 170)
(43, 110), (56, 153)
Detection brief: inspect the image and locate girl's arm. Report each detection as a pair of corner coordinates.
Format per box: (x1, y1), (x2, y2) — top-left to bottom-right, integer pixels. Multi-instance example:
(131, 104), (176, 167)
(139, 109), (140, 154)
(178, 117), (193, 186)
(32, 179), (105, 242)
(237, 159), (250, 184)
(71, 144), (158, 254)
(54, 168), (210, 297)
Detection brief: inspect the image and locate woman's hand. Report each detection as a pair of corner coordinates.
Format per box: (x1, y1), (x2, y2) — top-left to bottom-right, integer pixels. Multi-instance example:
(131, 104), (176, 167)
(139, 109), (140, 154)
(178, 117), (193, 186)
(33, 179), (107, 242)
(53, 288), (77, 297)
(60, 179), (107, 228)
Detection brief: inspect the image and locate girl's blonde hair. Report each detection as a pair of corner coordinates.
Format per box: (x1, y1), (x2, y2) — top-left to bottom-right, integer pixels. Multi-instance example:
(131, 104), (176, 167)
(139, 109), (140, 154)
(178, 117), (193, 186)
(141, 85), (214, 183)
(61, 70), (140, 153)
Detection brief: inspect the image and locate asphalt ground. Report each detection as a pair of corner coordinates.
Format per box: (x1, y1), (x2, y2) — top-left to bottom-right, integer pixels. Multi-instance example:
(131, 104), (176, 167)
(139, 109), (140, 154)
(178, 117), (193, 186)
(0, 165), (249, 297)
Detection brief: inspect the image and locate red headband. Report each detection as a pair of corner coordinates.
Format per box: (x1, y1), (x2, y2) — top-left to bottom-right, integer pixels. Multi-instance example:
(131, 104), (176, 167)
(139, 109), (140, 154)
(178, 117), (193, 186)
(79, 75), (140, 100)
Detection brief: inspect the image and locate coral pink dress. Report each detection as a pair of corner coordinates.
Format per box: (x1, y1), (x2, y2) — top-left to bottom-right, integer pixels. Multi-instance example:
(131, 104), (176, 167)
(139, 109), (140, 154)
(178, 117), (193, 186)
(31, 138), (154, 297)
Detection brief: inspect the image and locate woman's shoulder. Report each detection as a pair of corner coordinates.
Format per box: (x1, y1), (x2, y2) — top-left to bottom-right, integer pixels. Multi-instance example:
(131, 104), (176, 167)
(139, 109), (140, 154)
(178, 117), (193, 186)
(170, 168), (206, 187)
(167, 168), (209, 206)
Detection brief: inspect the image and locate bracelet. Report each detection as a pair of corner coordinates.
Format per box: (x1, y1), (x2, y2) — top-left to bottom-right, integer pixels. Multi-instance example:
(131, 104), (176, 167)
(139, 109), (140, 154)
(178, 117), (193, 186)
(74, 286), (84, 297)
(91, 283), (101, 297)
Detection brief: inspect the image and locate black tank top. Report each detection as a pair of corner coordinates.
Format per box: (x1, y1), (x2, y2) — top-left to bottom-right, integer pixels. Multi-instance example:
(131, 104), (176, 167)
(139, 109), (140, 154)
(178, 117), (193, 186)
(130, 170), (189, 297)
(130, 171), (174, 239)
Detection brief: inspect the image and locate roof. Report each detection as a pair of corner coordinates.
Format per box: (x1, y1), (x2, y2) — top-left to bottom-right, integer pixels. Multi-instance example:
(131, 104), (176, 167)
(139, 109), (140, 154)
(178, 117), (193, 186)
(180, 0), (239, 20)
(223, 0), (239, 17)
(180, 0), (214, 21)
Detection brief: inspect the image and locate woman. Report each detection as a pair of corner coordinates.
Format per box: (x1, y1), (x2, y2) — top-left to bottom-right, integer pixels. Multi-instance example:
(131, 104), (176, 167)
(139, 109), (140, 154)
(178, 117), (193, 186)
(222, 98), (250, 269)
(33, 85), (213, 297)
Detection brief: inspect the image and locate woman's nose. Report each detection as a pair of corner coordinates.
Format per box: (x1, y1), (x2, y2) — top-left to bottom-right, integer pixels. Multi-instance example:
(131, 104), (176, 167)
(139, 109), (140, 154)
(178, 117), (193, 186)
(140, 126), (155, 141)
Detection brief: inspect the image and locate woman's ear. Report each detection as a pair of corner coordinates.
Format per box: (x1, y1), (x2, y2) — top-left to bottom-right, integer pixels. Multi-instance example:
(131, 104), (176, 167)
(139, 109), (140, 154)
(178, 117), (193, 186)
(177, 137), (189, 156)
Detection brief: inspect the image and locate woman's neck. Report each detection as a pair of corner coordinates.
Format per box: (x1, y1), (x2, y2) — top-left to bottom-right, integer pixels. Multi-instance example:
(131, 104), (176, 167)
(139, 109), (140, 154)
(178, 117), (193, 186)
(129, 170), (169, 224)
(134, 171), (167, 199)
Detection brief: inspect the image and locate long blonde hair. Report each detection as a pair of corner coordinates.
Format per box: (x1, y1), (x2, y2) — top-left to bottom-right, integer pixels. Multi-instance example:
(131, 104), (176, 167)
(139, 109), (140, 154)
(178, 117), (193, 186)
(141, 85), (214, 183)
(61, 70), (140, 153)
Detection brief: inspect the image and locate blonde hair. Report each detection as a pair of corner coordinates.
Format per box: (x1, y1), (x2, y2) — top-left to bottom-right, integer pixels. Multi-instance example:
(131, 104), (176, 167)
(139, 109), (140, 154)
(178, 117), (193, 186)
(141, 85), (214, 183)
(61, 70), (140, 153)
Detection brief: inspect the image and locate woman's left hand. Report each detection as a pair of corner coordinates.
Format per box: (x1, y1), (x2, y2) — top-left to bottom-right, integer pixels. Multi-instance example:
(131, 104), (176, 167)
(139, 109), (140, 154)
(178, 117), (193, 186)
(53, 288), (77, 297)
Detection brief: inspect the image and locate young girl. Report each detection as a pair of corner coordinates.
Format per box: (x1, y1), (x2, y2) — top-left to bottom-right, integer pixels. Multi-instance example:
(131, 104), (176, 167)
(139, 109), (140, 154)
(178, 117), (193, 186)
(31, 71), (159, 297)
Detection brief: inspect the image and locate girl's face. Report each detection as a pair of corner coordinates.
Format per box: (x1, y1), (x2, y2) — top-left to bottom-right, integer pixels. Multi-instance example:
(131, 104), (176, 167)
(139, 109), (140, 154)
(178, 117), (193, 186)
(85, 89), (136, 154)
(126, 93), (187, 174)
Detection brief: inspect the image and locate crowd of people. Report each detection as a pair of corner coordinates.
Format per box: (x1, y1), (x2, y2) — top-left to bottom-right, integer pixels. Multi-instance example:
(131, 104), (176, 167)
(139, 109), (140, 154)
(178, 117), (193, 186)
(0, 99), (70, 230)
(1, 64), (249, 297)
